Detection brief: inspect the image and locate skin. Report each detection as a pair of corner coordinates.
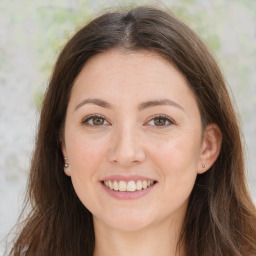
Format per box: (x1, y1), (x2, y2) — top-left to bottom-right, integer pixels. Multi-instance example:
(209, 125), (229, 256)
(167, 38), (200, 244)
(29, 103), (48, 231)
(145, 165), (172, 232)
(62, 49), (222, 256)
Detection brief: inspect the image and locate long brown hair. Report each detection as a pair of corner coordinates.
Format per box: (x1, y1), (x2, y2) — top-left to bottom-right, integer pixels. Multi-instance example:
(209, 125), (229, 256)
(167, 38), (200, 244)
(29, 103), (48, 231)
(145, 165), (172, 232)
(9, 6), (256, 256)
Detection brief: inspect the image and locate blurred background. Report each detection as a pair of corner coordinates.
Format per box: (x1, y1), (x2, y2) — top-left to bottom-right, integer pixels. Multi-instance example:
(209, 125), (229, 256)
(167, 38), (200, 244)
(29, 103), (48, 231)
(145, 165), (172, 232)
(0, 0), (255, 253)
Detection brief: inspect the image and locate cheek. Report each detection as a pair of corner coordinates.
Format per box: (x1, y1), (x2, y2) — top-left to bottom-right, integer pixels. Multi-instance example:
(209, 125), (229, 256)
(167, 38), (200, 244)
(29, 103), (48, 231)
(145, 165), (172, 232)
(154, 138), (199, 206)
(151, 133), (201, 174)
(67, 134), (107, 172)
(65, 134), (108, 200)
(149, 132), (201, 198)
(66, 137), (107, 210)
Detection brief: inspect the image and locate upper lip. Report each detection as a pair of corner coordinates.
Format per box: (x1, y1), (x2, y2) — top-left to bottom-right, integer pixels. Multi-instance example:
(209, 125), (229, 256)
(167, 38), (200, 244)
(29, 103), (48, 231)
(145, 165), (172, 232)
(101, 175), (156, 182)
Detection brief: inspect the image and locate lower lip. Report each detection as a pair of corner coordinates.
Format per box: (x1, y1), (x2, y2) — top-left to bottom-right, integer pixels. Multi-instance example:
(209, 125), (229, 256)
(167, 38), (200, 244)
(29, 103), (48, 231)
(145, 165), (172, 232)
(101, 182), (156, 200)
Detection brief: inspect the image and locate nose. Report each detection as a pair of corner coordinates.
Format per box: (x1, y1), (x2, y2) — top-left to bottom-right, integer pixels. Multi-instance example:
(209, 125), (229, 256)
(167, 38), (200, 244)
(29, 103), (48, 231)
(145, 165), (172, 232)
(108, 125), (146, 167)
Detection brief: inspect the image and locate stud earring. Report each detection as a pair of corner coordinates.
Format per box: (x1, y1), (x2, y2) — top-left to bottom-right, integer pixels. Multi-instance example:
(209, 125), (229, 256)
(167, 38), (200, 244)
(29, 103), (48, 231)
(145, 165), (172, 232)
(64, 157), (69, 168)
(202, 163), (206, 168)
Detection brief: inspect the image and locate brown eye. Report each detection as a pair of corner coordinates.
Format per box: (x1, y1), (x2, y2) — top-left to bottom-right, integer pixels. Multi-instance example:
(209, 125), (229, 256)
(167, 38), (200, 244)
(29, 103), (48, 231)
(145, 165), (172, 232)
(146, 115), (173, 128)
(82, 115), (109, 126)
(92, 117), (104, 125)
(154, 117), (167, 126)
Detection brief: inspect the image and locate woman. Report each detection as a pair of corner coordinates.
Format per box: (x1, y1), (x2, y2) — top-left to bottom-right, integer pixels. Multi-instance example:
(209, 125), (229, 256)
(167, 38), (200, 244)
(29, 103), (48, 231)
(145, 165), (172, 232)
(9, 6), (256, 256)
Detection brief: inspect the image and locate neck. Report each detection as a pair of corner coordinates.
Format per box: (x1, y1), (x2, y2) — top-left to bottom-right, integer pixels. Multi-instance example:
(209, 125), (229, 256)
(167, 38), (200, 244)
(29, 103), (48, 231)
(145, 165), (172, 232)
(93, 218), (184, 256)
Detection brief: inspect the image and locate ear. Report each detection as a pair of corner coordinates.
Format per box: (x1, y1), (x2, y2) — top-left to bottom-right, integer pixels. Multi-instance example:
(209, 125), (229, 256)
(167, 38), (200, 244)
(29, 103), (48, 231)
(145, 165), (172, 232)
(197, 123), (222, 174)
(60, 139), (71, 177)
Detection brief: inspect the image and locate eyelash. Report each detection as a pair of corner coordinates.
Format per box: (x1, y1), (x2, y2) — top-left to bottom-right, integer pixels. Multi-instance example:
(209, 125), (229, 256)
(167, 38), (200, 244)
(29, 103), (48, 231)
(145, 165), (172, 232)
(81, 114), (174, 128)
(81, 114), (110, 127)
(146, 114), (174, 128)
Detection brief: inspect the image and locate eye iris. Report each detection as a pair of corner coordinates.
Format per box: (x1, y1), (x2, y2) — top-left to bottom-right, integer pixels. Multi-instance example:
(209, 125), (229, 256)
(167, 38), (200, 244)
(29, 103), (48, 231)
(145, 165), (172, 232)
(154, 117), (166, 126)
(93, 117), (104, 125)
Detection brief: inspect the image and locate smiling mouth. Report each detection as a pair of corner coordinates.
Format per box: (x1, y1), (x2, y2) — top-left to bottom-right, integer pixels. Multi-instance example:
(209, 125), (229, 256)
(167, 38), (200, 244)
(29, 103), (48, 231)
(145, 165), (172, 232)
(102, 180), (157, 192)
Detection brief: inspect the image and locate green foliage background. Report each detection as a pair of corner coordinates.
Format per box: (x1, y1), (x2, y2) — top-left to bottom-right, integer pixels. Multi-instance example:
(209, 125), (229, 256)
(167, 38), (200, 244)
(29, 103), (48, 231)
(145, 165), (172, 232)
(1, 0), (256, 117)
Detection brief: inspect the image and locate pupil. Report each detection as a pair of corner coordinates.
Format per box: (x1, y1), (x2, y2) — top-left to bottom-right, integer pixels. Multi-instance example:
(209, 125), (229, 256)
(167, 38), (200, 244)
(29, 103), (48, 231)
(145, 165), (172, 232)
(93, 117), (104, 125)
(154, 118), (165, 126)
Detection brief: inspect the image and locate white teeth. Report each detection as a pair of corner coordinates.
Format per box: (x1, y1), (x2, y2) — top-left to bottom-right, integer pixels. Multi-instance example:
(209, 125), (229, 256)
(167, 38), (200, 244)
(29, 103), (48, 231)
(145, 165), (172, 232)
(103, 179), (155, 192)
(113, 181), (118, 191)
(109, 180), (113, 189)
(119, 181), (127, 191)
(127, 181), (136, 192)
(136, 180), (143, 190)
(142, 180), (148, 189)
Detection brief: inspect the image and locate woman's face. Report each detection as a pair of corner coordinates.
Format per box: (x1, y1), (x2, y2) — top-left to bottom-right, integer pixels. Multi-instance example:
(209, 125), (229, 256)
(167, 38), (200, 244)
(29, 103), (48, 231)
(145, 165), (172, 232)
(62, 49), (207, 232)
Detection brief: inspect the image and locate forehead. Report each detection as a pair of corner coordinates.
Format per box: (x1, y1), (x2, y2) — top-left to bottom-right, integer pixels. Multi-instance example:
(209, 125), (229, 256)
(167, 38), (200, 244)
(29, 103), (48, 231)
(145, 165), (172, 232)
(70, 49), (197, 109)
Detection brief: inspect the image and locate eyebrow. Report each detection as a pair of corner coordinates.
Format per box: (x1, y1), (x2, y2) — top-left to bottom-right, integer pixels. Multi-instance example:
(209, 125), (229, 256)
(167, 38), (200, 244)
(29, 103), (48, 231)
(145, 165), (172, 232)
(75, 98), (112, 111)
(74, 98), (184, 112)
(138, 99), (184, 112)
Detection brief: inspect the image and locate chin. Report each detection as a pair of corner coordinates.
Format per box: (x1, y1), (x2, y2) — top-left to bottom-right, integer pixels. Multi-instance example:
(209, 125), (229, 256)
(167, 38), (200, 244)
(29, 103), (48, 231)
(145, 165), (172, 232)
(94, 208), (155, 232)
(108, 218), (152, 232)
